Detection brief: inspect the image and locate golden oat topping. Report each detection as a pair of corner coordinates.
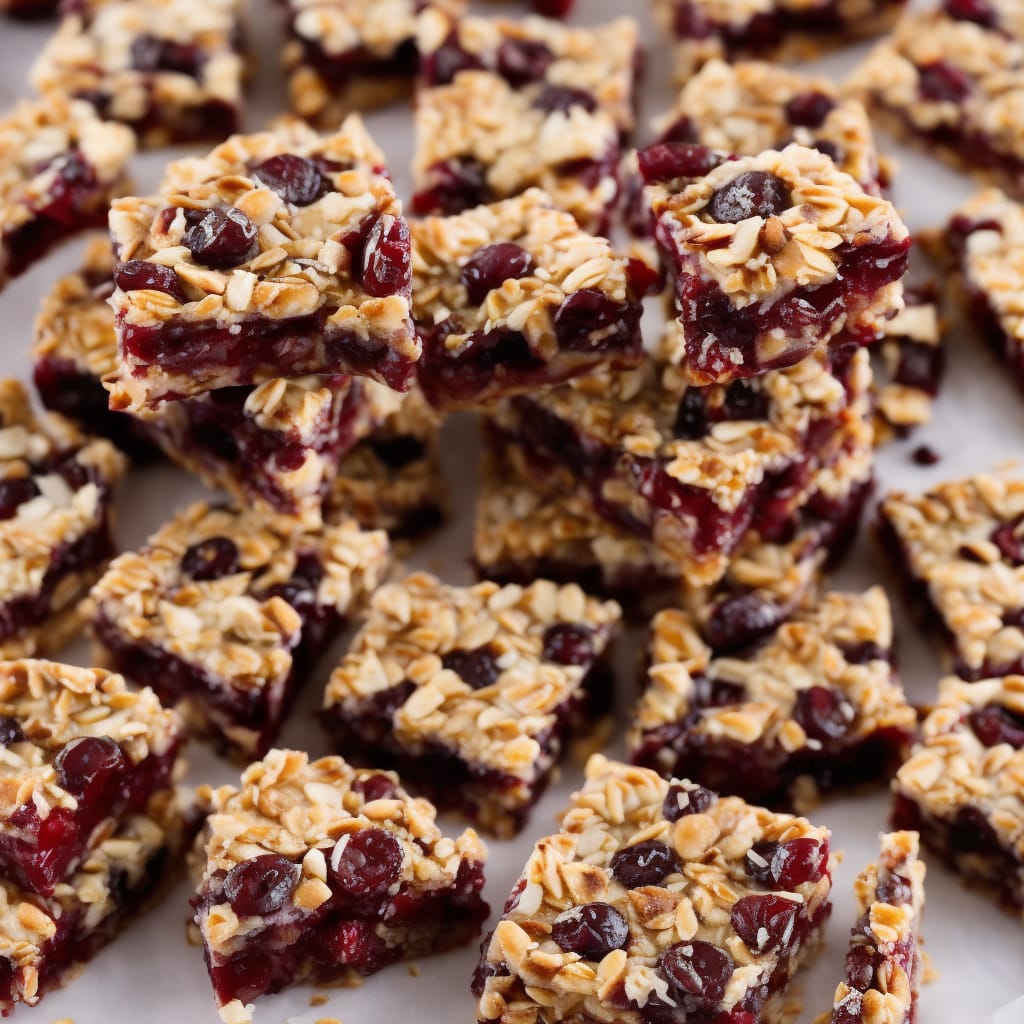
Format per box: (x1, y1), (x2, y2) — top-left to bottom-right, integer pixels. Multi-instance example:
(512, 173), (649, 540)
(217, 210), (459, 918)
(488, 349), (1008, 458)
(474, 754), (836, 1024)
(323, 572), (620, 778)
(0, 660), (181, 821)
(90, 501), (389, 692)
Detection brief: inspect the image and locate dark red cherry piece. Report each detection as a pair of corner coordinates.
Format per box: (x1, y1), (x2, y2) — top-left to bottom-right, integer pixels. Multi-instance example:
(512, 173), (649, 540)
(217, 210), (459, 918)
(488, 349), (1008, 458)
(844, 943), (881, 989)
(552, 288), (625, 345)
(662, 782), (715, 821)
(785, 91), (836, 128)
(0, 716), (23, 746)
(731, 894), (800, 953)
(251, 154), (328, 206)
(610, 840), (679, 889)
(0, 477), (40, 520)
(329, 828), (404, 903)
(991, 515), (1024, 565)
(183, 206), (258, 269)
(441, 646), (501, 689)
(497, 38), (553, 87)
(113, 260), (186, 301)
(707, 172), (790, 223)
(542, 623), (594, 666)
(745, 838), (826, 890)
(875, 873), (913, 907)
(550, 902), (630, 959)
(703, 594), (780, 653)
(459, 243), (536, 306)
(54, 736), (127, 798)
(223, 854), (298, 917)
(181, 536), (240, 581)
(426, 34), (483, 84)
(794, 686), (856, 742)
(533, 84), (597, 116)
(659, 939), (734, 1008)
(637, 143), (722, 184)
(944, 0), (997, 27)
(363, 215), (411, 298)
(969, 704), (1024, 749)
(352, 773), (399, 803)
(918, 61), (972, 103)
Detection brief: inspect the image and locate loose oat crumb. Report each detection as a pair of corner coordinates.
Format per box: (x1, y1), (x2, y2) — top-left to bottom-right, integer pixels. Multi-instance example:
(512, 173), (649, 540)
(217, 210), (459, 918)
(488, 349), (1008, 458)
(309, 992), (329, 1007)
(407, 965), (420, 978)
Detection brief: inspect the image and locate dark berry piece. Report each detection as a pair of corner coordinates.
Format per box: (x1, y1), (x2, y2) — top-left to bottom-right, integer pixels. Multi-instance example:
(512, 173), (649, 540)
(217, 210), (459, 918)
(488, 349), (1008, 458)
(673, 1), (712, 37)
(550, 902), (630, 960)
(0, 716), (23, 746)
(113, 260), (186, 301)
(260, 553), (324, 611)
(183, 206), (258, 269)
(329, 828), (404, 904)
(943, 0), (997, 26)
(662, 782), (715, 821)
(812, 139), (841, 164)
(990, 514), (1024, 565)
(659, 939), (734, 1008)
(718, 380), (769, 422)
(130, 35), (201, 75)
(637, 143), (722, 184)
(363, 215), (411, 298)
(223, 854), (298, 917)
(251, 154), (328, 206)
(426, 33), (483, 84)
(610, 840), (679, 889)
(327, 918), (389, 971)
(542, 623), (594, 666)
(918, 61), (972, 103)
(441, 645), (501, 690)
(794, 686), (856, 743)
(625, 256), (662, 298)
(745, 837), (826, 890)
(531, 0), (573, 15)
(352, 772), (399, 803)
(460, 243), (536, 306)
(0, 477), (40, 521)
(674, 389), (708, 440)
(845, 943), (881, 989)
(181, 536), (240, 581)
(785, 91), (836, 128)
(875, 873), (913, 907)
(414, 159), (489, 215)
(840, 641), (888, 665)
(533, 84), (597, 116)
(692, 674), (746, 708)
(496, 38), (553, 87)
(703, 594), (780, 653)
(832, 991), (865, 1024)
(552, 288), (628, 346)
(657, 115), (695, 144)
(707, 171), (790, 223)
(912, 444), (941, 466)
(54, 736), (127, 798)
(969, 704), (1024, 749)
(731, 894), (800, 953)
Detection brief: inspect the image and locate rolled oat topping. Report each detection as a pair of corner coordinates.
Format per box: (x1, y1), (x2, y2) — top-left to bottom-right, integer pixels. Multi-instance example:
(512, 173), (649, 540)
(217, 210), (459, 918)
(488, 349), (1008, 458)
(473, 754), (836, 1024)
(107, 116), (417, 409)
(878, 473), (1024, 680)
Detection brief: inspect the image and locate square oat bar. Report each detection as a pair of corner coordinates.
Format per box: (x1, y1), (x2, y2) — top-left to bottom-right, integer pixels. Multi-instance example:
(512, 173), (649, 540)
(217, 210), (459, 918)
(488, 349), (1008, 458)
(90, 501), (389, 759)
(321, 572), (621, 837)
(629, 588), (916, 807)
(473, 754), (836, 1024)
(192, 748), (489, 1024)
(107, 116), (417, 410)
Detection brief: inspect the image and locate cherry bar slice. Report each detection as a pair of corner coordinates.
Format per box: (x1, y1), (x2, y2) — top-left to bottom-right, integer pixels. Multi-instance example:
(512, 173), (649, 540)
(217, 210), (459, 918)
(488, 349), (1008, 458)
(90, 501), (389, 760)
(0, 94), (133, 293)
(473, 755), (835, 1024)
(893, 675), (1024, 921)
(321, 572), (620, 837)
(0, 660), (182, 899)
(829, 832), (926, 1024)
(30, 0), (245, 148)
(107, 118), (418, 411)
(629, 589), (915, 806)
(412, 191), (642, 411)
(192, 750), (489, 1024)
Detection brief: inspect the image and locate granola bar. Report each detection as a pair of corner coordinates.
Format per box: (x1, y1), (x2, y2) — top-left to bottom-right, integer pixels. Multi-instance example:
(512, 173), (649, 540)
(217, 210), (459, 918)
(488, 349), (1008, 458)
(0, 380), (127, 658)
(829, 831), (926, 1024)
(412, 190), (642, 411)
(893, 674), (1024, 920)
(473, 754), (836, 1024)
(0, 94), (133, 293)
(629, 589), (915, 807)
(107, 116), (417, 411)
(638, 142), (909, 386)
(192, 748), (489, 1024)
(848, 4), (1024, 199)
(487, 343), (873, 586)
(878, 473), (1024, 680)
(321, 572), (621, 837)
(283, 0), (466, 129)
(29, 0), (246, 148)
(90, 501), (389, 758)
(652, 0), (907, 82)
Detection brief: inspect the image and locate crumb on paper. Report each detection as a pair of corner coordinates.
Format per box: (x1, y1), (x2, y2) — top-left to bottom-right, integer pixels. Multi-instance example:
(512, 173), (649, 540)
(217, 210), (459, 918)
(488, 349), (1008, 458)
(408, 964), (421, 978)
(923, 949), (939, 984)
(316, 1018), (344, 1024)
(310, 992), (329, 1007)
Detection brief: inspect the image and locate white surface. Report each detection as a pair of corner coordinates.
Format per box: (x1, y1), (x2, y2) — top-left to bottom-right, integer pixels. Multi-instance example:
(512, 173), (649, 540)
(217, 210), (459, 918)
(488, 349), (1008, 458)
(1, 2), (1023, 1022)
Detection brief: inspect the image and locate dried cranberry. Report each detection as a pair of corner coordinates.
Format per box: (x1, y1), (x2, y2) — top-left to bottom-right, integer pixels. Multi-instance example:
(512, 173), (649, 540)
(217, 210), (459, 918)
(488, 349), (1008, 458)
(54, 736), (127, 798)
(662, 782), (715, 821)
(794, 686), (856, 742)
(531, 0), (573, 15)
(673, 390), (708, 440)
(550, 902), (630, 959)
(552, 288), (627, 345)
(944, 0), (997, 26)
(533, 84), (597, 116)
(657, 115), (695, 144)
(703, 594), (780, 653)
(0, 716), (23, 746)
(459, 243), (536, 305)
(731, 894), (799, 953)
(673, 1), (712, 37)
(707, 172), (790, 223)
(625, 256), (661, 298)
(363, 215), (411, 298)
(329, 828), (404, 904)
(181, 536), (240, 581)
(949, 805), (1001, 854)
(990, 515), (1024, 565)
(812, 139), (841, 164)
(875, 873), (913, 907)
(353, 772), (399, 803)
(223, 854), (298, 917)
(969, 704), (1024, 749)
(637, 143), (722, 184)
(840, 641), (888, 665)
(414, 159), (490, 215)
(496, 38), (553, 86)
(251, 154), (328, 206)
(327, 918), (390, 971)
(130, 35), (201, 75)
(745, 838), (826, 890)
(918, 61), (972, 103)
(844, 943), (881, 990)
(785, 91), (836, 128)
(113, 260), (186, 301)
(718, 380), (769, 421)
(610, 840), (679, 889)
(183, 206), (258, 269)
(0, 477), (40, 520)
(441, 646), (501, 689)
(542, 623), (594, 666)
(659, 939), (734, 1008)
(692, 675), (746, 708)
(425, 33), (483, 84)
